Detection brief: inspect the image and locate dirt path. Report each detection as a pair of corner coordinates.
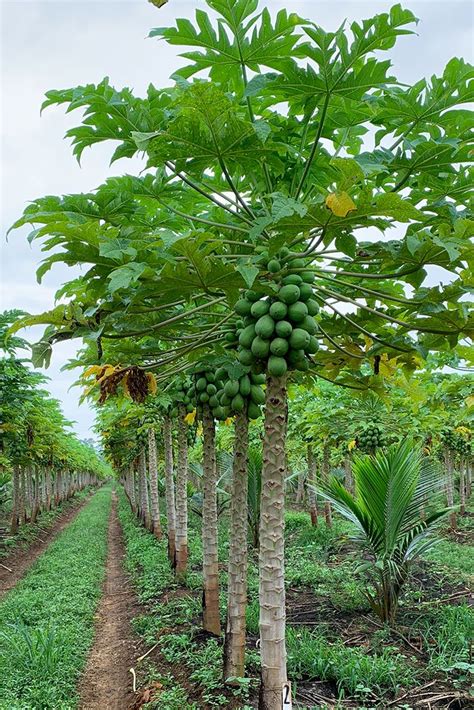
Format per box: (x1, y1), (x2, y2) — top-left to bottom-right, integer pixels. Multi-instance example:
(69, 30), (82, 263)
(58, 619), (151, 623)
(0, 492), (95, 599)
(78, 491), (140, 710)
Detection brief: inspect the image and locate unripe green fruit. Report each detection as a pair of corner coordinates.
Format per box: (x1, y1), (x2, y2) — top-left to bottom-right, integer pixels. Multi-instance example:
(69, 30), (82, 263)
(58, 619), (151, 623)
(245, 290), (260, 302)
(207, 383), (217, 395)
(224, 380), (240, 397)
(275, 320), (293, 338)
(250, 385), (265, 405)
(279, 246), (290, 259)
(306, 335), (319, 353)
(225, 332), (236, 343)
(298, 283), (313, 302)
(216, 367), (226, 380)
(221, 393), (231, 406)
(267, 259), (281, 273)
(199, 392), (209, 403)
(251, 299), (270, 318)
(301, 271), (315, 284)
(268, 356), (288, 377)
(302, 315), (317, 335)
(234, 299), (251, 316)
(255, 315), (275, 339)
(248, 402), (261, 420)
(279, 284), (301, 304)
(306, 299), (320, 316)
(289, 258), (305, 269)
(289, 328), (311, 349)
(282, 274), (303, 286)
(232, 393), (245, 412)
(196, 377), (207, 392)
(295, 358), (310, 371)
(239, 324), (256, 349)
(238, 349), (254, 366)
(250, 373), (266, 385)
(186, 403), (194, 413)
(239, 375), (251, 397)
(287, 301), (308, 323)
(270, 338), (289, 356)
(251, 336), (270, 358)
(209, 395), (219, 408)
(287, 348), (305, 365)
(269, 301), (288, 320)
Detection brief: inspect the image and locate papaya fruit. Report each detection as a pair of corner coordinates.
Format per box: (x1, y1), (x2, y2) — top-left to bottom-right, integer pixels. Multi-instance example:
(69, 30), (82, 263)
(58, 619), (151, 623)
(251, 336), (270, 358)
(279, 284), (300, 304)
(255, 314), (275, 339)
(287, 301), (308, 323)
(270, 337), (289, 356)
(268, 355), (288, 377)
(251, 299), (270, 318)
(275, 320), (292, 338)
(289, 328), (311, 349)
(269, 301), (288, 320)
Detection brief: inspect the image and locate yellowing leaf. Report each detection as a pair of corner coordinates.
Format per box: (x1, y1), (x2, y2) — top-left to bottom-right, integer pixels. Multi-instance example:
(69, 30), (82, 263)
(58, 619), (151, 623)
(466, 396), (474, 408)
(363, 336), (374, 351)
(224, 417), (234, 426)
(348, 439), (357, 451)
(146, 372), (157, 395)
(378, 353), (399, 378)
(184, 410), (196, 425)
(325, 191), (356, 218)
(196, 422), (203, 437)
(83, 365), (104, 378)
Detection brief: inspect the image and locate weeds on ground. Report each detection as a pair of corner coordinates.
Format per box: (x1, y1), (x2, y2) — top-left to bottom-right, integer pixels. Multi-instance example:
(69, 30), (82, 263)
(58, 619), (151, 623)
(0, 486), (111, 709)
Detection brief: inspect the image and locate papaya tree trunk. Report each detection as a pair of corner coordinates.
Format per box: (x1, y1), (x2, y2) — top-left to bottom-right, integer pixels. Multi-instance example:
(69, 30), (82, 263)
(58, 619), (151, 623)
(45, 470), (52, 510)
(344, 454), (353, 494)
(445, 450), (456, 530)
(10, 464), (20, 534)
(148, 428), (162, 539)
(138, 450), (151, 529)
(295, 469), (305, 506)
(306, 445), (318, 527)
(466, 461), (472, 500)
(19, 468), (26, 524)
(322, 443), (332, 527)
(201, 404), (221, 636)
(175, 405), (188, 579)
(31, 468), (40, 524)
(163, 415), (177, 567)
(224, 408), (249, 681)
(259, 375), (289, 710)
(459, 457), (466, 516)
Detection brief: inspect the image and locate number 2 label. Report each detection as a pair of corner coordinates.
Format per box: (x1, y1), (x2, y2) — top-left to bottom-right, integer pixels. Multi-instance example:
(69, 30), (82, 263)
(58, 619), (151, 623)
(282, 682), (292, 709)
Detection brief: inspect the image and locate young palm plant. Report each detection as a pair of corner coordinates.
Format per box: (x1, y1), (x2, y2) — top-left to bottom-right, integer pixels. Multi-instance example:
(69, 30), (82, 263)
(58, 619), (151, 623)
(319, 440), (449, 624)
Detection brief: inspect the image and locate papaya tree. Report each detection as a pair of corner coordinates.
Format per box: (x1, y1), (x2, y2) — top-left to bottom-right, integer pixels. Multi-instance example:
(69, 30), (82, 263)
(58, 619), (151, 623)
(8, 1), (473, 706)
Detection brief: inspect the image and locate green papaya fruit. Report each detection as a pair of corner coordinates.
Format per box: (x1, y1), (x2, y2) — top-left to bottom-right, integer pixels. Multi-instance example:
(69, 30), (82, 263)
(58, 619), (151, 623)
(270, 338), (289, 357)
(255, 315), (275, 339)
(275, 320), (292, 338)
(251, 336), (270, 358)
(268, 356), (288, 377)
(287, 301), (308, 323)
(250, 299), (270, 318)
(279, 284), (300, 304)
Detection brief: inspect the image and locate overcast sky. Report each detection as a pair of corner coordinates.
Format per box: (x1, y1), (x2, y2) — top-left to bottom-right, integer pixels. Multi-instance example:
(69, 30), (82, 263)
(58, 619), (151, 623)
(1, 0), (473, 439)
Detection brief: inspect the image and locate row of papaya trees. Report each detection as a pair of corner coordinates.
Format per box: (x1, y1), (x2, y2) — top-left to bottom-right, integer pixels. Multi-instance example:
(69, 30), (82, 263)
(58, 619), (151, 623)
(7, 1), (473, 706)
(0, 313), (110, 534)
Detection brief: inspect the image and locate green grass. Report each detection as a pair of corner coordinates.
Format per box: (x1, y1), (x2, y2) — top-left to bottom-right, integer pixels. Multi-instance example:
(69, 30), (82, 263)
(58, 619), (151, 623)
(0, 486), (112, 710)
(425, 538), (474, 577)
(0, 486), (95, 560)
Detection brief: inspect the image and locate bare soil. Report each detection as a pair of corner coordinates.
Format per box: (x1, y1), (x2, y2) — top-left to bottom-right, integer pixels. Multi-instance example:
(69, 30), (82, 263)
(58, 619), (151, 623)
(0, 493), (94, 599)
(78, 491), (140, 710)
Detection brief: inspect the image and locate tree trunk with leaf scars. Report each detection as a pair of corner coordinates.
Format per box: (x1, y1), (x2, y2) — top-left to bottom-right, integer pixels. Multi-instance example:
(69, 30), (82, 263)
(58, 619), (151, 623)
(466, 461), (472, 500)
(175, 405), (188, 579)
(45, 470), (52, 510)
(306, 444), (318, 527)
(148, 427), (162, 539)
(445, 450), (456, 530)
(10, 465), (20, 534)
(259, 375), (289, 710)
(31, 468), (40, 524)
(138, 450), (151, 529)
(25, 466), (33, 520)
(295, 468), (305, 506)
(19, 468), (26, 524)
(163, 414), (177, 567)
(459, 458), (466, 515)
(344, 454), (353, 494)
(322, 442), (332, 527)
(224, 407), (249, 681)
(201, 403), (221, 636)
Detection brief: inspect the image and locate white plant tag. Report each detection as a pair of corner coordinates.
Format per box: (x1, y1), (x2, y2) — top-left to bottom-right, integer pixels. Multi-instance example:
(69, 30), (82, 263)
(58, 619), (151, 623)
(282, 681), (292, 709)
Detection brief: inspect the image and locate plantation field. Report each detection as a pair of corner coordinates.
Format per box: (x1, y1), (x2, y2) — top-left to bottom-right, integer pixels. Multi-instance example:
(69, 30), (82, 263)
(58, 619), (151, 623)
(1, 0), (473, 708)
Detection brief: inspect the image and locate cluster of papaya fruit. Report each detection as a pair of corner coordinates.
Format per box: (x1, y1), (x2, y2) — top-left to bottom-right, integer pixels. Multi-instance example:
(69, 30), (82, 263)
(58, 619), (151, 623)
(357, 423), (385, 451)
(440, 427), (471, 455)
(231, 255), (320, 377)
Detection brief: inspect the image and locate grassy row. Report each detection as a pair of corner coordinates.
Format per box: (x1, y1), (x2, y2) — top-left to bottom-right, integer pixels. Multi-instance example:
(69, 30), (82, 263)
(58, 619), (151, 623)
(119, 493), (474, 708)
(0, 485), (96, 560)
(0, 486), (112, 709)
